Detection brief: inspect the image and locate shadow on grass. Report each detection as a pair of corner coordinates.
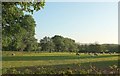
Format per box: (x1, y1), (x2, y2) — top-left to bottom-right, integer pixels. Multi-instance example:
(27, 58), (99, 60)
(2, 54), (118, 61)
(3, 60), (119, 74)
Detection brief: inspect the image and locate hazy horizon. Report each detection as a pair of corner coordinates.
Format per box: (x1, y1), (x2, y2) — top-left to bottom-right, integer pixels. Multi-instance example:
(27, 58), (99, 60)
(32, 2), (118, 44)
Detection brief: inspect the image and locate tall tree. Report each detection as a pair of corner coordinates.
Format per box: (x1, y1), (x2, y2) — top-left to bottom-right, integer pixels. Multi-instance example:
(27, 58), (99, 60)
(2, 1), (45, 51)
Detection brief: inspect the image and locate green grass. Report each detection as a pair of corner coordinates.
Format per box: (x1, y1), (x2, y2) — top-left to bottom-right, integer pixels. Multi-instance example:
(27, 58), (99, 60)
(2, 51), (77, 56)
(3, 54), (118, 61)
(2, 51), (119, 74)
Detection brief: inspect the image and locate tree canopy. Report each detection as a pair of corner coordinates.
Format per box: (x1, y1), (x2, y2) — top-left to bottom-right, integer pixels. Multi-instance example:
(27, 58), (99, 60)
(2, 2), (45, 51)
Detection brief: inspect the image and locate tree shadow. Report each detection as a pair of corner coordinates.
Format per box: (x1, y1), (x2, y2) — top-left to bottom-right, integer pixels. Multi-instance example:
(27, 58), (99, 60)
(2, 54), (118, 61)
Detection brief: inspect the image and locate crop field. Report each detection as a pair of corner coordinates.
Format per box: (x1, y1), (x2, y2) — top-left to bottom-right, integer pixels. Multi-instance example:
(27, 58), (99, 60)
(2, 51), (119, 74)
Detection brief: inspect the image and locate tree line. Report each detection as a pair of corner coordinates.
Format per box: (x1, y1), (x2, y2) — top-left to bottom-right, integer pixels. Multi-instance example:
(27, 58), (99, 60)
(3, 34), (119, 53)
(39, 35), (119, 53)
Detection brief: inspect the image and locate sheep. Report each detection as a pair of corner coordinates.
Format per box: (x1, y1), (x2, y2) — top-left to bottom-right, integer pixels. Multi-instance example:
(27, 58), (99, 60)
(91, 54), (95, 57)
(76, 52), (79, 55)
(12, 53), (15, 56)
(88, 53), (91, 55)
(94, 53), (98, 56)
(109, 52), (112, 55)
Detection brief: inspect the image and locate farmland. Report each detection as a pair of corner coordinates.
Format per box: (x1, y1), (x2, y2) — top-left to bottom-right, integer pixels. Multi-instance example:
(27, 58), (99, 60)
(2, 51), (119, 74)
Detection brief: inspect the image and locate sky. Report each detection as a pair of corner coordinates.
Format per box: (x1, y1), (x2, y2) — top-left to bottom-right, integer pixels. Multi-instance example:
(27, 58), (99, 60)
(32, 2), (118, 44)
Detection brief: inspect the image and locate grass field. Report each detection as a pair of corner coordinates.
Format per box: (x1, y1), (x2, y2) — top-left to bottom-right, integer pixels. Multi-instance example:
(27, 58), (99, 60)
(2, 51), (119, 74)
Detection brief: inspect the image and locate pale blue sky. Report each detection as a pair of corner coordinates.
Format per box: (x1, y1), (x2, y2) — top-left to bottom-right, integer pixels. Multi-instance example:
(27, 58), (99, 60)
(32, 2), (118, 44)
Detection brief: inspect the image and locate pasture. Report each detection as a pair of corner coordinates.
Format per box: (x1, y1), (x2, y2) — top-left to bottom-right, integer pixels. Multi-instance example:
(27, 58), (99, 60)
(2, 51), (119, 74)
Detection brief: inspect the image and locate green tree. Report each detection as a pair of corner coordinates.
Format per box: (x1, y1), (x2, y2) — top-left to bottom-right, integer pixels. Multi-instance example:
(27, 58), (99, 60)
(63, 38), (78, 52)
(2, 2), (45, 51)
(40, 36), (55, 52)
(51, 35), (78, 52)
(100, 44), (107, 53)
(87, 43), (101, 53)
(52, 35), (64, 52)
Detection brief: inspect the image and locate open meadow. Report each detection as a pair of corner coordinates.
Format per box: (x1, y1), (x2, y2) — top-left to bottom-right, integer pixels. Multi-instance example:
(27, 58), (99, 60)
(1, 2), (119, 75)
(2, 51), (119, 74)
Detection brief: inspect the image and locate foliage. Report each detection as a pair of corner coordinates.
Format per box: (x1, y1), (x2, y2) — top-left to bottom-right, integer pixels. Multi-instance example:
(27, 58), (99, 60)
(40, 36), (55, 52)
(38, 35), (118, 53)
(51, 35), (78, 52)
(78, 43), (118, 53)
(2, 2), (45, 51)
(38, 35), (78, 52)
